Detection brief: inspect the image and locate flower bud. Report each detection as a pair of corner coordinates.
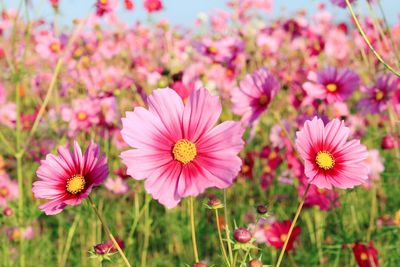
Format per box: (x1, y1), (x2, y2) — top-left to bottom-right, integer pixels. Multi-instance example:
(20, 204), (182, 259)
(234, 227), (252, 243)
(381, 135), (396, 149)
(248, 259), (263, 267)
(192, 262), (207, 267)
(94, 243), (110, 255)
(256, 204), (267, 215)
(3, 207), (13, 216)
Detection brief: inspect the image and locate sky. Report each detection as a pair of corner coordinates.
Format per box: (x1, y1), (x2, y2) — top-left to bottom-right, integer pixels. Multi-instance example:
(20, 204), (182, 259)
(1, 0), (399, 27)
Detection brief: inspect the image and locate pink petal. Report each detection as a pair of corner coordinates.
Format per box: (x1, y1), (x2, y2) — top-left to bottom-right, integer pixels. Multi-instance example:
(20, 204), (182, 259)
(121, 149), (173, 180)
(183, 88), (222, 142)
(147, 88), (184, 140)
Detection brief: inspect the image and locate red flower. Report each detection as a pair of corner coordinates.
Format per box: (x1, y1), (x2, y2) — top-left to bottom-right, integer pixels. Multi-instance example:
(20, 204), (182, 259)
(352, 242), (379, 267)
(143, 0), (163, 13)
(265, 220), (301, 251)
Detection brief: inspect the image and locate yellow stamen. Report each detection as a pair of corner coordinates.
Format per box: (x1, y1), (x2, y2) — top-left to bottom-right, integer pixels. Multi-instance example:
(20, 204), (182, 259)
(315, 151), (335, 170)
(172, 139), (197, 164)
(375, 90), (384, 101)
(0, 186), (9, 197)
(207, 46), (218, 54)
(326, 83), (337, 92)
(66, 175), (86, 194)
(50, 42), (60, 53)
(258, 95), (269, 106)
(280, 234), (287, 242)
(76, 111), (88, 121)
(360, 252), (368, 261)
(99, 0), (108, 4)
(241, 165), (250, 173)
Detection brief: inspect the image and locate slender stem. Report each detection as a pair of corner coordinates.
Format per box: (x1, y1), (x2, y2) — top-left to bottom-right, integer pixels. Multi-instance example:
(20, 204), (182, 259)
(60, 214), (81, 267)
(88, 196), (132, 267)
(345, 0), (400, 77)
(275, 183), (311, 267)
(189, 196), (199, 263)
(140, 195), (151, 267)
(223, 189), (234, 264)
(215, 209), (230, 266)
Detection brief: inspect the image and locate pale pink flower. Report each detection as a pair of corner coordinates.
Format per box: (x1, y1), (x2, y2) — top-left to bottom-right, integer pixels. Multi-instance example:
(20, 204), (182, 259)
(0, 173), (18, 207)
(121, 88), (244, 208)
(105, 177), (129, 194)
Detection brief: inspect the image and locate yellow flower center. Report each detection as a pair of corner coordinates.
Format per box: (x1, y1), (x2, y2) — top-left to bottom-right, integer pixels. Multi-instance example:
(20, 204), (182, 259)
(172, 139), (197, 164)
(360, 252), (368, 261)
(76, 111), (88, 121)
(0, 186), (9, 197)
(280, 234), (287, 242)
(241, 164), (250, 173)
(315, 151), (335, 170)
(326, 83), (337, 92)
(66, 175), (86, 194)
(258, 95), (269, 106)
(207, 46), (218, 54)
(375, 90), (384, 101)
(50, 42), (60, 53)
(100, 0), (108, 4)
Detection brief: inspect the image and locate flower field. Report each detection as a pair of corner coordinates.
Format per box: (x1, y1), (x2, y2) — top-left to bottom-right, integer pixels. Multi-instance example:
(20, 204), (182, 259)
(1, 0), (400, 266)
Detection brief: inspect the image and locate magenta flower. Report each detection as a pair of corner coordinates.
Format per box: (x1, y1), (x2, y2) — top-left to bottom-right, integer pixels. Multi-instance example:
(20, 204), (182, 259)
(295, 117), (369, 189)
(331, 0), (356, 8)
(358, 75), (397, 114)
(231, 68), (279, 125)
(121, 88), (244, 208)
(32, 141), (108, 215)
(303, 67), (359, 103)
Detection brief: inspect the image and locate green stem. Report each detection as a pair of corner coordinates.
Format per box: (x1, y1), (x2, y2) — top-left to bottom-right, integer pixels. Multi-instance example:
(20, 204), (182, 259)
(345, 0), (400, 77)
(275, 183), (311, 267)
(189, 196), (199, 263)
(215, 209), (230, 266)
(224, 190), (234, 264)
(60, 214), (81, 267)
(88, 196), (132, 267)
(140, 195), (151, 267)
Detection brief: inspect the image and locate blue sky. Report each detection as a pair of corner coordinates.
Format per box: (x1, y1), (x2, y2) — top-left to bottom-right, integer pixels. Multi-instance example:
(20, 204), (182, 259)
(2, 0), (399, 27)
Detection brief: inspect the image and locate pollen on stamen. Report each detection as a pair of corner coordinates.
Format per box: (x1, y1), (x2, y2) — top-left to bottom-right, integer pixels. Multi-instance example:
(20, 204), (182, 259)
(172, 139), (197, 164)
(66, 175), (86, 194)
(315, 151), (335, 170)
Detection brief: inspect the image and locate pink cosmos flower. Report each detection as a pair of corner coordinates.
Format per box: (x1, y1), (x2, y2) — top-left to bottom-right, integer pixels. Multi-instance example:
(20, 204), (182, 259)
(299, 182), (340, 211)
(303, 67), (359, 103)
(105, 176), (129, 194)
(265, 220), (301, 252)
(364, 149), (384, 181)
(121, 88), (244, 208)
(331, 0), (356, 8)
(0, 173), (18, 207)
(358, 75), (397, 114)
(35, 31), (64, 61)
(231, 68), (279, 125)
(32, 141), (108, 215)
(295, 117), (369, 189)
(0, 102), (16, 128)
(143, 0), (163, 13)
(61, 98), (100, 136)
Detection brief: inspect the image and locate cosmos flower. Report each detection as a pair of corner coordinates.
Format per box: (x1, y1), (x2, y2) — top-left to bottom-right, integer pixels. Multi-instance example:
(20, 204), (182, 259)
(32, 141), (108, 215)
(35, 31), (64, 60)
(61, 98), (100, 136)
(299, 182), (340, 211)
(303, 67), (359, 103)
(231, 68), (279, 125)
(295, 117), (369, 189)
(143, 0), (163, 13)
(358, 75), (397, 114)
(121, 88), (244, 208)
(352, 242), (379, 267)
(105, 176), (129, 194)
(265, 220), (301, 251)
(0, 173), (18, 207)
(331, 0), (356, 8)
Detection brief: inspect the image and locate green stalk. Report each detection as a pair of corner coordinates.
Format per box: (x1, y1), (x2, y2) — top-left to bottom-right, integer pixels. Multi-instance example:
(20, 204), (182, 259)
(276, 183), (311, 267)
(345, 0), (400, 77)
(189, 196), (199, 263)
